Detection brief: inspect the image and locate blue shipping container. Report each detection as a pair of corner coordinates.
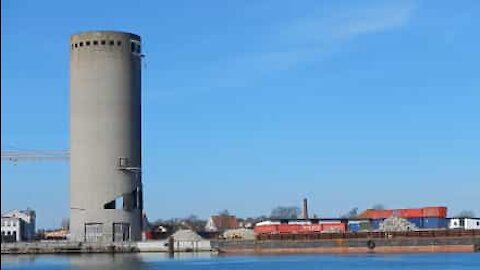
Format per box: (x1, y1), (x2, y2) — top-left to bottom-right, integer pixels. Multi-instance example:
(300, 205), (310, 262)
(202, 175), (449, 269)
(407, 217), (424, 228)
(348, 223), (360, 232)
(371, 219), (384, 230)
(423, 217), (447, 229)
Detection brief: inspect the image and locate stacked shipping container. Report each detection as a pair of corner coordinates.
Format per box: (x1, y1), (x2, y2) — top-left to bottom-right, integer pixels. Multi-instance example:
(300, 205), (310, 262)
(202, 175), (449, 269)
(254, 207), (449, 235)
(347, 220), (371, 232)
(358, 206), (448, 230)
(254, 221), (346, 235)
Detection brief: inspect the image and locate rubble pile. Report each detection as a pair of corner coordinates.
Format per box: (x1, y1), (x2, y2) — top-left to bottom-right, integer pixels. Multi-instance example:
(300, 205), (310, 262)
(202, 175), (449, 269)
(223, 229), (256, 240)
(379, 216), (417, 232)
(171, 229), (203, 241)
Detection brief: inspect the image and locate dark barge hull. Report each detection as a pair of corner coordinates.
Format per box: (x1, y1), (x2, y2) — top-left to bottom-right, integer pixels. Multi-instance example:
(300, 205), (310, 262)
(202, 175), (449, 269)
(212, 230), (480, 254)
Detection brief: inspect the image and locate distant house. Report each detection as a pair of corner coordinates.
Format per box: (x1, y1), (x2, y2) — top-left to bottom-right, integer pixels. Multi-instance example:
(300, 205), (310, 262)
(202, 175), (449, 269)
(1, 209), (36, 242)
(205, 215), (239, 232)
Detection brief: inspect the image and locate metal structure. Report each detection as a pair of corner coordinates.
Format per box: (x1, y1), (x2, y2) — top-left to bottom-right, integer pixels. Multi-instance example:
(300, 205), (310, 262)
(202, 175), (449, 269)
(70, 31), (143, 242)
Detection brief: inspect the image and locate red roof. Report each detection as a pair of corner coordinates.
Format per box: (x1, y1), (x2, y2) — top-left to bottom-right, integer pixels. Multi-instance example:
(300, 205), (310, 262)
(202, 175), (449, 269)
(210, 215), (239, 231)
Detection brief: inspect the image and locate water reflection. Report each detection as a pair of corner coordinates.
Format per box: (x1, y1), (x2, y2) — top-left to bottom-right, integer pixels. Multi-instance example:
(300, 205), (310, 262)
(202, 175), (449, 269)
(2, 253), (480, 270)
(2, 252), (216, 270)
(1, 255), (39, 265)
(140, 252), (214, 261)
(69, 252), (215, 269)
(68, 254), (145, 270)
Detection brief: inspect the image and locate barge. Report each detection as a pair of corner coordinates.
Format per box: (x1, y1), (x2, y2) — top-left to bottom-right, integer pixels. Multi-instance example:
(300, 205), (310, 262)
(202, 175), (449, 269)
(212, 229), (480, 254)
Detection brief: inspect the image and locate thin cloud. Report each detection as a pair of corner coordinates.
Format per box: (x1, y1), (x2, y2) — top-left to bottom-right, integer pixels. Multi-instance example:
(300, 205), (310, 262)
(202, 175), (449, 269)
(333, 2), (415, 40)
(149, 1), (417, 99)
(210, 1), (416, 88)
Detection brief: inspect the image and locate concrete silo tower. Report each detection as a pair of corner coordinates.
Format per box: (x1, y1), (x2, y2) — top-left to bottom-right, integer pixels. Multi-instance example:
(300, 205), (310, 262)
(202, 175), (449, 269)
(70, 31), (143, 242)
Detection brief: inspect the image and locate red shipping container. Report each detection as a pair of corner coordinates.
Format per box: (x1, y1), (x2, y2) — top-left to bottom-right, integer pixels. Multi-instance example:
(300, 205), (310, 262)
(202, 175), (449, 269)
(254, 225), (278, 234)
(422, 207), (447, 218)
(144, 230), (153, 240)
(368, 210), (394, 219)
(299, 224), (323, 233)
(278, 224), (302, 234)
(396, 208), (424, 218)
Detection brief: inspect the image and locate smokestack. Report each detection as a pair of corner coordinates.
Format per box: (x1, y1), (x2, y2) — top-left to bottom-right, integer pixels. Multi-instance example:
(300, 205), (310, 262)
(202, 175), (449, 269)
(303, 198), (309, 219)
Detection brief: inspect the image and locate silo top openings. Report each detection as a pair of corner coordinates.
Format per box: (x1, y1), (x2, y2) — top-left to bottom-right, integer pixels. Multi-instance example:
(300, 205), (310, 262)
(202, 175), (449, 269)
(69, 31), (143, 242)
(70, 31), (141, 55)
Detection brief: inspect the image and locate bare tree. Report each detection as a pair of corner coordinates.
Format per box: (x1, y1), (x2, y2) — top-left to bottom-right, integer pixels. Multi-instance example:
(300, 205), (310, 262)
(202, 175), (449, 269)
(184, 214), (206, 231)
(60, 218), (70, 230)
(270, 206), (301, 219)
(371, 204), (385, 210)
(456, 210), (475, 218)
(341, 207), (359, 218)
(185, 214), (199, 221)
(218, 209), (230, 216)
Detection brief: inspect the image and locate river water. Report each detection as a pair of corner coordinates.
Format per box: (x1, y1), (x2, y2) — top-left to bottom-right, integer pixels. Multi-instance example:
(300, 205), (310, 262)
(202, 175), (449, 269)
(2, 253), (479, 269)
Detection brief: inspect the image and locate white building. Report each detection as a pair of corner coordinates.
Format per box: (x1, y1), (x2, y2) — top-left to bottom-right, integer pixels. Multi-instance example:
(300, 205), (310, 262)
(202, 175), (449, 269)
(449, 218), (480, 230)
(1, 209), (36, 242)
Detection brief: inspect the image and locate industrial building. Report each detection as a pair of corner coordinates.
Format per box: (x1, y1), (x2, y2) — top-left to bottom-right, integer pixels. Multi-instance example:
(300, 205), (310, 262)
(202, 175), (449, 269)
(1, 209), (36, 242)
(69, 31), (143, 242)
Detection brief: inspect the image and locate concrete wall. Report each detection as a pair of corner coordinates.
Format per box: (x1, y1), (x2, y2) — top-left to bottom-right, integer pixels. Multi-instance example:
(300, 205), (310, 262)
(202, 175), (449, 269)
(70, 31), (142, 242)
(1, 241), (138, 254)
(136, 240), (212, 252)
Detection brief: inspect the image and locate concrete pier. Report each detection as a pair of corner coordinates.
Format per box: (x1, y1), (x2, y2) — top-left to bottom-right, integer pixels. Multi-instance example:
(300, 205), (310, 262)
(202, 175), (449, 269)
(1, 241), (138, 254)
(1, 240), (214, 254)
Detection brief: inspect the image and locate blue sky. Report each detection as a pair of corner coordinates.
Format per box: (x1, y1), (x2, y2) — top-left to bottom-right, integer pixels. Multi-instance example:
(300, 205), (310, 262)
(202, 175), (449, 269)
(1, 0), (479, 229)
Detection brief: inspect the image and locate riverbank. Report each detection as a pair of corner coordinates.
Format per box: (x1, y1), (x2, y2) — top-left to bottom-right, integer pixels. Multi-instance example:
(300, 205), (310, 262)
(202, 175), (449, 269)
(3, 235), (479, 255)
(0, 241), (138, 254)
(1, 239), (214, 254)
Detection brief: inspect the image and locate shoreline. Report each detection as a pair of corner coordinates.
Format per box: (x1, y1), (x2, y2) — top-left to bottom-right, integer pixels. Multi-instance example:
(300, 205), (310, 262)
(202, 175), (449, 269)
(216, 244), (477, 255)
(2, 236), (479, 255)
(212, 236), (480, 255)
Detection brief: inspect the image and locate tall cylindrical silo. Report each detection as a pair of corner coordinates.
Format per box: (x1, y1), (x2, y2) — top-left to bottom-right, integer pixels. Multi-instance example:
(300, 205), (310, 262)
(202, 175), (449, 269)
(70, 31), (142, 242)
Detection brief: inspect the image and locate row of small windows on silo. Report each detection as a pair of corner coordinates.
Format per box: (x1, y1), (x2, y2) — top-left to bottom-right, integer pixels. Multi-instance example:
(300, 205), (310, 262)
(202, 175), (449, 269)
(71, 40), (141, 53)
(72, 40), (120, 49)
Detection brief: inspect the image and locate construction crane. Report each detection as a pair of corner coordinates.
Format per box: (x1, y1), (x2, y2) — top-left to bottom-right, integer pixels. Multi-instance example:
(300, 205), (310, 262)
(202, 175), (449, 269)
(1, 149), (70, 162)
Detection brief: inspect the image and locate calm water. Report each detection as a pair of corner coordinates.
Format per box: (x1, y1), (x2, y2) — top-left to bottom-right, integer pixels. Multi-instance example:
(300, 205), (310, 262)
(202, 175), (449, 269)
(2, 253), (479, 270)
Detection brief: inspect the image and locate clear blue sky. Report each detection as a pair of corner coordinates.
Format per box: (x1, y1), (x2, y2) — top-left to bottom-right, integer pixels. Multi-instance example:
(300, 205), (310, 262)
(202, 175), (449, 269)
(1, 0), (479, 229)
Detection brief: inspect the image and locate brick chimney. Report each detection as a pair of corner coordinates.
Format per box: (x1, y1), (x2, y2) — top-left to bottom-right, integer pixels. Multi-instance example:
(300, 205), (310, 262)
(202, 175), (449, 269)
(303, 198), (309, 219)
